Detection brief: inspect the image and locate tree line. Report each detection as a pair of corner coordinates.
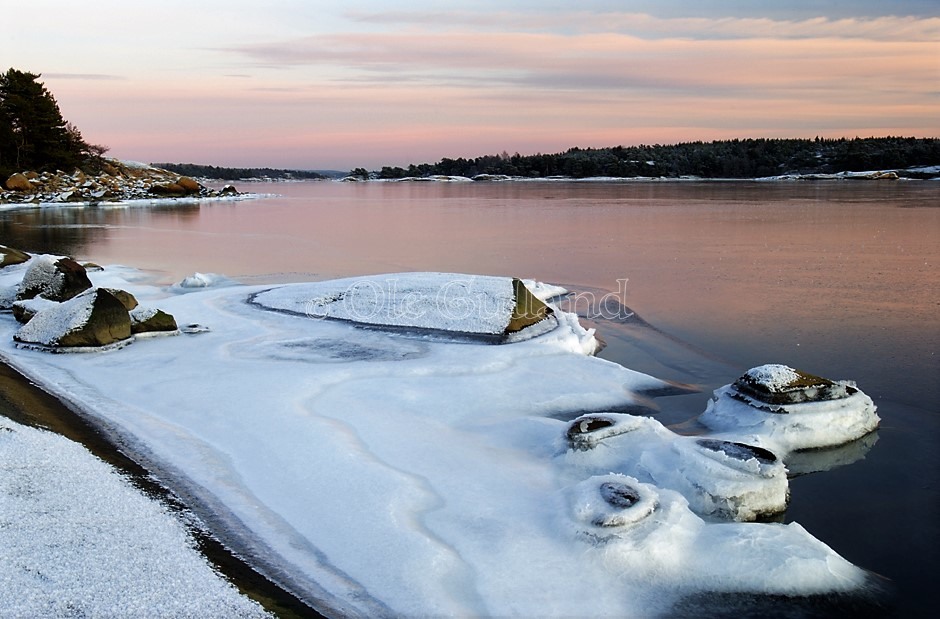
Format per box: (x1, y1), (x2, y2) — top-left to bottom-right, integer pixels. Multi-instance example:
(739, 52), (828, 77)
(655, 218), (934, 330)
(370, 137), (940, 180)
(152, 162), (327, 181)
(0, 68), (107, 180)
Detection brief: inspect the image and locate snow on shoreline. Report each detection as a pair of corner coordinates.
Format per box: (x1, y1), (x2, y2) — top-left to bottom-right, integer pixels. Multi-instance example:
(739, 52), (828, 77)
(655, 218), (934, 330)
(0, 261), (880, 617)
(0, 418), (270, 618)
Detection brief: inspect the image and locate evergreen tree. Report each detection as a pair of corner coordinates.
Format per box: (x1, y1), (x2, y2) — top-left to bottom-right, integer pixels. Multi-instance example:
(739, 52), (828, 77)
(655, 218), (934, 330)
(0, 68), (106, 178)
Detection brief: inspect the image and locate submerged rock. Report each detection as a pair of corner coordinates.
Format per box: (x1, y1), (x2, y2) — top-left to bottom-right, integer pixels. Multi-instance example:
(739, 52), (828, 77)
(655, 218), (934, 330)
(16, 255), (93, 302)
(14, 288), (132, 348)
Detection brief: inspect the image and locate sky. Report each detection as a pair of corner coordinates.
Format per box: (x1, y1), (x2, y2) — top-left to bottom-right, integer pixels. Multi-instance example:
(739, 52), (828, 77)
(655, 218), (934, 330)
(3, 0), (938, 171)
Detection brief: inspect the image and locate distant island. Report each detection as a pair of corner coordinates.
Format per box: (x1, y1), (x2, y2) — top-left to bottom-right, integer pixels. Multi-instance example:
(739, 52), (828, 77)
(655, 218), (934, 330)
(362, 137), (940, 180)
(151, 162), (337, 181)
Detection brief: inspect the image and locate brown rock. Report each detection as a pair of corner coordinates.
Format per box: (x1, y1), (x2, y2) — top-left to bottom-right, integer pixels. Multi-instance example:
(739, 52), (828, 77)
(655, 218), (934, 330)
(130, 306), (178, 334)
(16, 255), (93, 302)
(506, 278), (553, 333)
(150, 183), (186, 196)
(14, 288), (132, 348)
(1, 245), (30, 268)
(102, 288), (138, 311)
(5, 173), (33, 191)
(177, 176), (201, 193)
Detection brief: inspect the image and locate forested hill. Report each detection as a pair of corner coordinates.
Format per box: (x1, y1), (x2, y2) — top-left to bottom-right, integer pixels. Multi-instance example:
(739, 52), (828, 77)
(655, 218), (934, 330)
(152, 162), (328, 181)
(373, 137), (940, 180)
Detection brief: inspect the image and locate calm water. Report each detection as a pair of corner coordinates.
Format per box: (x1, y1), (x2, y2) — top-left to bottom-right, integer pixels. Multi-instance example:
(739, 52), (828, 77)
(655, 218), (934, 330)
(2, 180), (938, 616)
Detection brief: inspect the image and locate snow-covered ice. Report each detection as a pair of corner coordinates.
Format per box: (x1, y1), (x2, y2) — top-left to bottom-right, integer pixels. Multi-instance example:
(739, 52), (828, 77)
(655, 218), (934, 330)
(0, 260), (880, 617)
(0, 418), (270, 618)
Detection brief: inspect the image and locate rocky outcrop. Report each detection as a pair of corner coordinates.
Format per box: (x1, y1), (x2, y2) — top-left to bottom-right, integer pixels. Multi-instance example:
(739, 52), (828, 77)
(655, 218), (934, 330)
(1, 160), (241, 205)
(1, 244), (31, 268)
(16, 255), (93, 302)
(14, 288), (132, 348)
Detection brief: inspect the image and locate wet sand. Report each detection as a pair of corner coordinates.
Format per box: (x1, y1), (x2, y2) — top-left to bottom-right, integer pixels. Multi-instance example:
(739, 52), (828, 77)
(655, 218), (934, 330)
(0, 361), (323, 619)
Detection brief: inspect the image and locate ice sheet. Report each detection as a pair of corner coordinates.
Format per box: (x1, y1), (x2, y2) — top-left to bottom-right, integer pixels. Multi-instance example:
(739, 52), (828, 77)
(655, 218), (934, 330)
(0, 262), (877, 617)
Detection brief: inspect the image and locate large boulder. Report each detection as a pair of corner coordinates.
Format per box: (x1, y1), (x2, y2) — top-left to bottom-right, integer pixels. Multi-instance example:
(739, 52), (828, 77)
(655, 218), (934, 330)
(14, 288), (132, 348)
(5, 173), (33, 191)
(16, 255), (93, 302)
(176, 176), (201, 193)
(1, 244), (31, 269)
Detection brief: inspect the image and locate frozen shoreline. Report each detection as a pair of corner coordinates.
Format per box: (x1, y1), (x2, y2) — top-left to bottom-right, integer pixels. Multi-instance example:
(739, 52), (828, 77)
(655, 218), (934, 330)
(0, 257), (886, 617)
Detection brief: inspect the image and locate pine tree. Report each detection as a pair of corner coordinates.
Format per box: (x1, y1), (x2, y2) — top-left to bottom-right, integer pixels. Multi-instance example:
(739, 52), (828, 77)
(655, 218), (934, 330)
(0, 68), (106, 178)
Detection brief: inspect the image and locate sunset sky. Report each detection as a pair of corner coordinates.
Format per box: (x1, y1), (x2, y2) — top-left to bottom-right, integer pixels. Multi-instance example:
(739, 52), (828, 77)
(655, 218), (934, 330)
(3, 0), (938, 170)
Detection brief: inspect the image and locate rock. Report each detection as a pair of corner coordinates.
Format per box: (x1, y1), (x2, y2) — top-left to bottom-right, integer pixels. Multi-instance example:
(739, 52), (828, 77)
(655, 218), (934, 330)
(14, 288), (132, 348)
(731, 364), (853, 405)
(0, 285), (16, 310)
(82, 262), (104, 272)
(12, 297), (58, 323)
(150, 183), (187, 196)
(24, 171), (39, 180)
(219, 185), (239, 196)
(1, 244), (31, 268)
(130, 306), (178, 334)
(177, 176), (201, 193)
(506, 278), (553, 333)
(5, 173), (33, 191)
(102, 288), (138, 311)
(16, 255), (93, 302)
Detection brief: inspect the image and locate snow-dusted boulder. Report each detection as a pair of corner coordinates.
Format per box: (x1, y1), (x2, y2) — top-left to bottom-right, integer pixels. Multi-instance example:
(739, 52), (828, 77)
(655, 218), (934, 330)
(560, 413), (789, 521)
(699, 364), (879, 453)
(251, 273), (555, 342)
(14, 288), (132, 349)
(16, 255), (92, 302)
(1, 244), (30, 269)
(130, 306), (178, 335)
(11, 297), (58, 324)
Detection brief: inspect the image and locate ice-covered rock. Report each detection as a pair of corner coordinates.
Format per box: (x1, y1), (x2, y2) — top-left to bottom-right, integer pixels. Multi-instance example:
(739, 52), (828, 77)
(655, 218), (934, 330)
(699, 364), (879, 453)
(560, 413), (789, 521)
(14, 288), (132, 349)
(16, 254), (92, 302)
(563, 474), (865, 595)
(176, 272), (233, 289)
(251, 273), (557, 342)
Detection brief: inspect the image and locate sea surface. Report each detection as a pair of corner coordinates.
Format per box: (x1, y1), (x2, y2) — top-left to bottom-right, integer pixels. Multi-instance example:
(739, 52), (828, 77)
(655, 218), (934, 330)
(2, 179), (938, 616)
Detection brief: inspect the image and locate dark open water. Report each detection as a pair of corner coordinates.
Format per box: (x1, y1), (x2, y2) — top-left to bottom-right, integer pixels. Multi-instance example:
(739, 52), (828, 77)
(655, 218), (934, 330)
(2, 180), (938, 616)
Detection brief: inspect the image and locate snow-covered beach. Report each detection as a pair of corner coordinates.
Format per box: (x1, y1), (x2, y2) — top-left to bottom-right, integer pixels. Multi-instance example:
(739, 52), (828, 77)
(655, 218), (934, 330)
(0, 249), (887, 617)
